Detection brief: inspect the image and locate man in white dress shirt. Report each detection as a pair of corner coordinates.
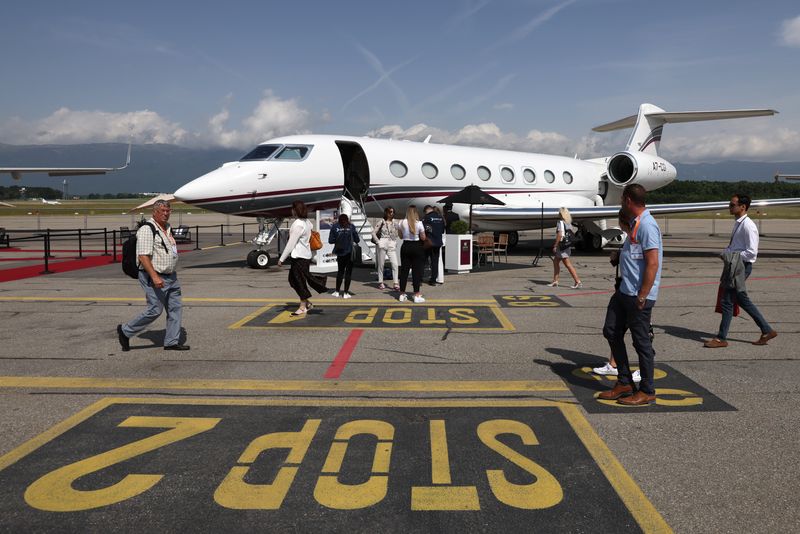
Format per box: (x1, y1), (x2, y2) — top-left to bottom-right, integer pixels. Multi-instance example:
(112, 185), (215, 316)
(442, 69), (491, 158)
(704, 194), (777, 348)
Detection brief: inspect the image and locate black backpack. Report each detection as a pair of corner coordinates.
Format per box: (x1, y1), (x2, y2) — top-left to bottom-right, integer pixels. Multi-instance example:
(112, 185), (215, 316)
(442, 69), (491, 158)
(122, 223), (165, 279)
(333, 225), (353, 255)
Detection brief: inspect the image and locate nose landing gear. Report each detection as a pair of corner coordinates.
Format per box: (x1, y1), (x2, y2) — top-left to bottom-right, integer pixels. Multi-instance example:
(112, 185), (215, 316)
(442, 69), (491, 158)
(246, 217), (282, 269)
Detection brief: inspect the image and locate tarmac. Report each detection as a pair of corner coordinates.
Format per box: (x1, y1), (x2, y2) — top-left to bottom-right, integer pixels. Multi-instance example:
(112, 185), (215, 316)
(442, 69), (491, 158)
(0, 216), (798, 533)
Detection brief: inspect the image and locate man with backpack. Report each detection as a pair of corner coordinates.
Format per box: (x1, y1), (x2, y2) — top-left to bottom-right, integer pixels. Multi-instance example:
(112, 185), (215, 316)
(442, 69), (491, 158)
(117, 199), (189, 351)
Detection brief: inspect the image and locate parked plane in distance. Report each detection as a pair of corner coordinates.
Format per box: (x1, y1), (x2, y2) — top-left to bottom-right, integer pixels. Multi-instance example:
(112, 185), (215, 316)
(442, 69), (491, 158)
(0, 143), (131, 181)
(174, 103), (800, 267)
(40, 198), (61, 205)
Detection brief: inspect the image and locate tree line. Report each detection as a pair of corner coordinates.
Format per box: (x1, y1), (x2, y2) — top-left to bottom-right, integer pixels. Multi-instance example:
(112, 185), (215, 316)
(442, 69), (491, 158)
(647, 180), (800, 203)
(0, 186), (145, 200)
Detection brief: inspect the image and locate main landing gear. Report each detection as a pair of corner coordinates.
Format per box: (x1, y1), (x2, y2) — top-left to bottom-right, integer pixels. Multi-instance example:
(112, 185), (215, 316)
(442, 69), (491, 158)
(246, 217), (282, 269)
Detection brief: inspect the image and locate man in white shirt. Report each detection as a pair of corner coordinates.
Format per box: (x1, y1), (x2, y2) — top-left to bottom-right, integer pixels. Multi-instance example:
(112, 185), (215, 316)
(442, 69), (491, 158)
(704, 194), (777, 348)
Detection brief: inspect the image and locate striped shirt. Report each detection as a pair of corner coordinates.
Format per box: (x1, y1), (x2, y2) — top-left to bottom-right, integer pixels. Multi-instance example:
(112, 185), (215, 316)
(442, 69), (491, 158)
(136, 218), (178, 274)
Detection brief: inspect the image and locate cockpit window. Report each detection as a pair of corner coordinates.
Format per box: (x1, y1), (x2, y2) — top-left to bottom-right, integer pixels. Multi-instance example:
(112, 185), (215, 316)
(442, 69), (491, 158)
(274, 145), (311, 160)
(240, 144), (281, 161)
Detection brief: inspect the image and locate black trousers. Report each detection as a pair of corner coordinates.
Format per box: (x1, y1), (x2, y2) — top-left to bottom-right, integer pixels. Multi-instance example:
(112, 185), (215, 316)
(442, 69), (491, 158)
(603, 292), (656, 395)
(335, 254), (354, 292)
(399, 240), (425, 292)
(426, 246), (441, 283)
(288, 257), (328, 300)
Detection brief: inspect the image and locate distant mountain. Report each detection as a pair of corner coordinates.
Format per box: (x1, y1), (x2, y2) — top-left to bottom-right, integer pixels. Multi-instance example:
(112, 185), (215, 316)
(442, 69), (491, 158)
(0, 143), (241, 194)
(2, 142), (799, 194)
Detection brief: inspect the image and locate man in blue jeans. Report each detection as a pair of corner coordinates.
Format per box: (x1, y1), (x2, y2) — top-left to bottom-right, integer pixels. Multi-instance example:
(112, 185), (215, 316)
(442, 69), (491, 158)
(599, 184), (662, 406)
(704, 194), (777, 348)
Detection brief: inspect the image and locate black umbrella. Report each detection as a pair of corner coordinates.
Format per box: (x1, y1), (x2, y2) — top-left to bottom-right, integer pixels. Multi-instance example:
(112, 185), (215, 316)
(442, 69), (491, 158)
(438, 184), (505, 231)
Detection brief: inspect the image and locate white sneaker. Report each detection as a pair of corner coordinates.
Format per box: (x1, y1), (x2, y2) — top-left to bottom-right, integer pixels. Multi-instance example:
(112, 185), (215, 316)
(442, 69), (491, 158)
(592, 363), (619, 376)
(398, 294), (408, 302)
(413, 295), (425, 303)
(331, 291), (340, 298)
(632, 370), (641, 383)
(342, 292), (352, 299)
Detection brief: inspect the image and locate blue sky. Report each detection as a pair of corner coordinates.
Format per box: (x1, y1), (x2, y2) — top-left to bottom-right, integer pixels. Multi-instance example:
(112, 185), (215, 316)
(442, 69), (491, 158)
(1, 0), (799, 162)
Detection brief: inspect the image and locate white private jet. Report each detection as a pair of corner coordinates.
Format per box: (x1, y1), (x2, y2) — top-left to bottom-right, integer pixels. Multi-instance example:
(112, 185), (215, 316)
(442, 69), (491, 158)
(40, 198), (61, 205)
(174, 103), (800, 267)
(0, 143), (131, 181)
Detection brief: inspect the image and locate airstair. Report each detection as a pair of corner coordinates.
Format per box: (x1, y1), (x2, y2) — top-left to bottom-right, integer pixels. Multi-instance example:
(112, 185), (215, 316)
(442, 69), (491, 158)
(339, 196), (376, 263)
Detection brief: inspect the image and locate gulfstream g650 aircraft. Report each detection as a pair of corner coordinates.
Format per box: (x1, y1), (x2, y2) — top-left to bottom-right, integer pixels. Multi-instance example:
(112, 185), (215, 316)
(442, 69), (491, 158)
(174, 103), (800, 267)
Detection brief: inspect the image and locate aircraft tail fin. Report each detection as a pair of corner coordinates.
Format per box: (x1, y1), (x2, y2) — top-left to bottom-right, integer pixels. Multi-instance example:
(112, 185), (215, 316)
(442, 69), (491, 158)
(592, 103), (777, 157)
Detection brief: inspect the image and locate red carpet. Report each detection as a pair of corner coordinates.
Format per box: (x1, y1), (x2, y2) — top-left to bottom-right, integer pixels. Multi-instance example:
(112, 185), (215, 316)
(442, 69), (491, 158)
(0, 256), (116, 283)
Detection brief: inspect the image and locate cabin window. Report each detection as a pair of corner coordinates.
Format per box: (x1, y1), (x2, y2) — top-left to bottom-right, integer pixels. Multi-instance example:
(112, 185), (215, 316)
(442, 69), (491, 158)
(544, 170), (555, 183)
(451, 164), (466, 180)
(240, 144), (281, 161)
(390, 161), (408, 178)
(274, 145), (311, 160)
(523, 168), (536, 183)
(422, 162), (438, 179)
(500, 166), (514, 183)
(563, 171), (573, 184)
(477, 166), (491, 181)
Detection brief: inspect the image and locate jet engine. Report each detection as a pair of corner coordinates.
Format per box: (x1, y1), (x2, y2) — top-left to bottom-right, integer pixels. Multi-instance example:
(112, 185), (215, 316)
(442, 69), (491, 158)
(606, 151), (677, 191)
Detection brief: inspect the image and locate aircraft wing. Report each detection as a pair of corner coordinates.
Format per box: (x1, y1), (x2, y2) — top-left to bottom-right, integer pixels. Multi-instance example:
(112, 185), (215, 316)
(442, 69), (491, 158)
(472, 197), (800, 223)
(0, 143), (131, 180)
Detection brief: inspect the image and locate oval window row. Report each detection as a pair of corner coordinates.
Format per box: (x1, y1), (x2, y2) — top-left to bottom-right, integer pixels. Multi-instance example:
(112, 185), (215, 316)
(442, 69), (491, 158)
(389, 161), (573, 184)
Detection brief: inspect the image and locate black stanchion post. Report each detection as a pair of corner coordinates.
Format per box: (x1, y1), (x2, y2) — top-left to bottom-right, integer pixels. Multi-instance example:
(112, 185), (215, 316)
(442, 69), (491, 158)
(102, 228), (110, 256)
(194, 226), (201, 250)
(242, 223), (246, 243)
(41, 232), (52, 274)
(220, 224), (224, 246)
(78, 229), (83, 259)
(46, 229), (54, 258)
(112, 230), (118, 262)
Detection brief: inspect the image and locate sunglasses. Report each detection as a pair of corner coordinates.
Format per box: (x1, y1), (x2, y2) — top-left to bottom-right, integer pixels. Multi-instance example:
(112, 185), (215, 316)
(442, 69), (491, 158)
(728, 203), (739, 207)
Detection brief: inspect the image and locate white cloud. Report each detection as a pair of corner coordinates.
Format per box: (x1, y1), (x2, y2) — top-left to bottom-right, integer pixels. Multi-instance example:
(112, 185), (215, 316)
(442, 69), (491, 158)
(366, 122), (572, 154)
(780, 15), (800, 47)
(0, 107), (187, 144)
(493, 102), (514, 111)
(205, 90), (311, 148)
(662, 128), (800, 162)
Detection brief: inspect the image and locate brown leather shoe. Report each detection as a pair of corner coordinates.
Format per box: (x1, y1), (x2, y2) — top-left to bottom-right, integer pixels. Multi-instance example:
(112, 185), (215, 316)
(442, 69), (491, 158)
(752, 330), (777, 346)
(703, 338), (728, 348)
(598, 383), (634, 400)
(617, 391), (656, 406)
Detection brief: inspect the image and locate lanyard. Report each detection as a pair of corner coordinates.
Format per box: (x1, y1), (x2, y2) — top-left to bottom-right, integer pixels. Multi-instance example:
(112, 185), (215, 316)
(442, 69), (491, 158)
(728, 216), (747, 247)
(629, 216), (641, 244)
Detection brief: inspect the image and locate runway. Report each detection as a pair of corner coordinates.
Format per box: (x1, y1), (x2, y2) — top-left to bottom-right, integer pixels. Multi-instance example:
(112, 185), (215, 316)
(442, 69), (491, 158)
(0, 221), (798, 532)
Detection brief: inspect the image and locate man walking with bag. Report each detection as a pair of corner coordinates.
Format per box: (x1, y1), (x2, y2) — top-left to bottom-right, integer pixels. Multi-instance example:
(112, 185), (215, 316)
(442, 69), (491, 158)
(599, 184), (662, 405)
(117, 199), (188, 351)
(704, 194), (777, 348)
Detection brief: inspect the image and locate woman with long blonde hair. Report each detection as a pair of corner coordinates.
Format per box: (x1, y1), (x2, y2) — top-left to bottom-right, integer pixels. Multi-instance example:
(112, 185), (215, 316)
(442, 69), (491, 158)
(397, 205), (427, 302)
(548, 207), (582, 288)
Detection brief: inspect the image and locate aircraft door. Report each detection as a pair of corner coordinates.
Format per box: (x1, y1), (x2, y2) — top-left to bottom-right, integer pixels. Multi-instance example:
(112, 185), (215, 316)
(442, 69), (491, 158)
(336, 141), (370, 200)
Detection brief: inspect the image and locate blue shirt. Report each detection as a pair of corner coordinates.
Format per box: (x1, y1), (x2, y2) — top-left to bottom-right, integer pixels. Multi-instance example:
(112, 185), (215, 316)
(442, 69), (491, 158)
(619, 209), (662, 301)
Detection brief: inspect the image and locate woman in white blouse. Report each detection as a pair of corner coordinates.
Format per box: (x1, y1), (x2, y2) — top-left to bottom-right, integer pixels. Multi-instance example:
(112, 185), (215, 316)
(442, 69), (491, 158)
(549, 207), (582, 289)
(277, 200), (328, 315)
(397, 205), (427, 303)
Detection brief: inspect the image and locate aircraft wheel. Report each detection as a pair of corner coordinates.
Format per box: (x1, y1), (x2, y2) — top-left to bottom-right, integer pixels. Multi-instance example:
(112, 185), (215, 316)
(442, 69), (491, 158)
(247, 250), (271, 269)
(508, 231), (519, 248)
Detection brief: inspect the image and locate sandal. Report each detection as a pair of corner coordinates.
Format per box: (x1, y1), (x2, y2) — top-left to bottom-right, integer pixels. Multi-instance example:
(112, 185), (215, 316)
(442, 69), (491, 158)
(290, 308), (307, 316)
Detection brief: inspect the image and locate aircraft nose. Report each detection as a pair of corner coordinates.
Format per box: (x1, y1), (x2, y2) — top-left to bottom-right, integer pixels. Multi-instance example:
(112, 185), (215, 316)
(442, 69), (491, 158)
(173, 181), (197, 202)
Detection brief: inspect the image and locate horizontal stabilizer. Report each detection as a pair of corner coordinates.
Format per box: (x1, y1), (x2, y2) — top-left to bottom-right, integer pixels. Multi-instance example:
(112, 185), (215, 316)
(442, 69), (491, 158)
(593, 109), (777, 132)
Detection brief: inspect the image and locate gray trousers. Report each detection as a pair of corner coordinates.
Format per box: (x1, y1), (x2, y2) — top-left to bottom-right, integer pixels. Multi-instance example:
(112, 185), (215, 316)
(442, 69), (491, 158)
(122, 271), (183, 346)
